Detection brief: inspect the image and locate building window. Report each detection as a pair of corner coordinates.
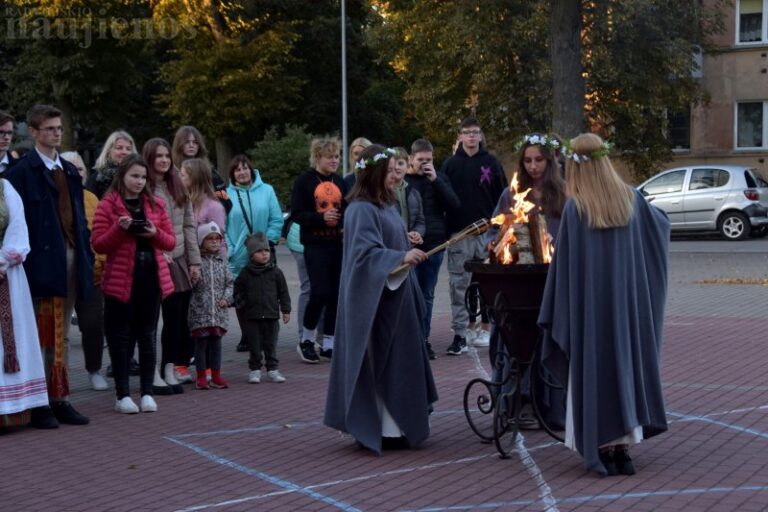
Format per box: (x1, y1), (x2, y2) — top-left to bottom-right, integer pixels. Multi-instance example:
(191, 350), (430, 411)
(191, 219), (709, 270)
(738, 0), (766, 43)
(667, 110), (690, 150)
(736, 101), (765, 148)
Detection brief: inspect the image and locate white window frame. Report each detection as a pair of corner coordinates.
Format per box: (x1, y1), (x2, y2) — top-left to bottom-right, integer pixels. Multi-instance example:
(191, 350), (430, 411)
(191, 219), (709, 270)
(736, 0), (768, 45)
(734, 100), (768, 150)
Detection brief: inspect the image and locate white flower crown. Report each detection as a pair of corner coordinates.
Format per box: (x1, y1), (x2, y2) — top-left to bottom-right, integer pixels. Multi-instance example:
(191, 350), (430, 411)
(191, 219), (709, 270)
(355, 147), (397, 171)
(514, 134), (561, 153)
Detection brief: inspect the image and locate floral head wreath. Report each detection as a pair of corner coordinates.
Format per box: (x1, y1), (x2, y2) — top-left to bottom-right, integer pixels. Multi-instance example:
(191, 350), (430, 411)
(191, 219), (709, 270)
(355, 147), (396, 171)
(563, 140), (613, 164)
(514, 134), (561, 153)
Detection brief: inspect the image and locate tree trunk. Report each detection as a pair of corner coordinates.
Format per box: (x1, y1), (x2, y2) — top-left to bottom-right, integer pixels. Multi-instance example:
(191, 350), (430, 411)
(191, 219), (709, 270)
(56, 94), (76, 152)
(215, 136), (232, 180)
(550, 0), (585, 139)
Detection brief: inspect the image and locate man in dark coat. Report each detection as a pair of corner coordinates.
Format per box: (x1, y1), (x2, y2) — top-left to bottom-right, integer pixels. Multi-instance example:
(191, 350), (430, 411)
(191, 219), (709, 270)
(6, 104), (94, 428)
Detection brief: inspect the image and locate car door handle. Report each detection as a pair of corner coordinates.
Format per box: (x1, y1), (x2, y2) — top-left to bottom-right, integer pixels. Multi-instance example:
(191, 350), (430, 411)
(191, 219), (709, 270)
(670, 200), (680, 204)
(713, 196), (724, 200)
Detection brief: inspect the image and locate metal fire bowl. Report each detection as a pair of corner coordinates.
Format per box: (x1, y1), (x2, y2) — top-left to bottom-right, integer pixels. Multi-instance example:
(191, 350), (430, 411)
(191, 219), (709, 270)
(464, 261), (549, 310)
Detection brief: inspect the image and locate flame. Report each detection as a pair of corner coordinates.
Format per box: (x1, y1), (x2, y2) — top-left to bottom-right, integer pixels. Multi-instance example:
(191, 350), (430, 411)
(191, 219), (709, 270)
(542, 236), (555, 264)
(491, 172), (553, 265)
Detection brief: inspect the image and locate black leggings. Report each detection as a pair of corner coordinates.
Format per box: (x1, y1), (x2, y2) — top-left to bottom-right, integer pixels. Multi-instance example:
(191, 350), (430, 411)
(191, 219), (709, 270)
(161, 290), (192, 367)
(194, 335), (222, 373)
(105, 253), (161, 398)
(302, 243), (342, 336)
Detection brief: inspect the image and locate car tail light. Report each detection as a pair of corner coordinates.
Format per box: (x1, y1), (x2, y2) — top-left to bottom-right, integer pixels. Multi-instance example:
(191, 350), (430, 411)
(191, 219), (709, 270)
(744, 189), (759, 201)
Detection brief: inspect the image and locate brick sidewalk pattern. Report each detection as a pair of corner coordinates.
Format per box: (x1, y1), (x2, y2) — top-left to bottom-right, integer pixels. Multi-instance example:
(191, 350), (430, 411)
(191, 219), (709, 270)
(1, 248), (767, 511)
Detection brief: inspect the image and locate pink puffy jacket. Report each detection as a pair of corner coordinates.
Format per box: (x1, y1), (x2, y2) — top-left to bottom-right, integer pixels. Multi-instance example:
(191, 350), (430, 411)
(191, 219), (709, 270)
(92, 192), (176, 302)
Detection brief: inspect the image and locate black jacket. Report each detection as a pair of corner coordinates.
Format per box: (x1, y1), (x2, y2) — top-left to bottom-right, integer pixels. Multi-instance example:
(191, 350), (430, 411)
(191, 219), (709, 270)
(404, 171), (460, 251)
(234, 261), (291, 320)
(290, 169), (346, 246)
(440, 144), (507, 234)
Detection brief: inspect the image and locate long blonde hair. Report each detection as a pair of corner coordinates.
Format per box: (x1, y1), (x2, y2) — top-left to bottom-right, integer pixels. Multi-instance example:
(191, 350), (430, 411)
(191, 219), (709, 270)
(565, 133), (634, 229)
(181, 158), (216, 212)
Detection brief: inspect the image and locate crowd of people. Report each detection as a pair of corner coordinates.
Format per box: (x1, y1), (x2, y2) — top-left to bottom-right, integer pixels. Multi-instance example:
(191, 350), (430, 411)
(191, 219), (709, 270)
(0, 105), (669, 477)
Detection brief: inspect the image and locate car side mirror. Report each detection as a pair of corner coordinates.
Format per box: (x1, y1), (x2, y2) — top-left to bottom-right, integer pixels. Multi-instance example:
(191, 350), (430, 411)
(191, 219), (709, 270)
(639, 187), (648, 197)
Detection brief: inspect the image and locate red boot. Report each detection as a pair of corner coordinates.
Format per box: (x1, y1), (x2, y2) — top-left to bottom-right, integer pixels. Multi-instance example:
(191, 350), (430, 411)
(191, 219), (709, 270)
(210, 370), (229, 389)
(196, 373), (209, 390)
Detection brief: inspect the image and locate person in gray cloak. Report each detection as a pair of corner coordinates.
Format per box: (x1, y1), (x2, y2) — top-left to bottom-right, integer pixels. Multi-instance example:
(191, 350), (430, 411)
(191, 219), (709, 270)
(538, 133), (670, 476)
(324, 144), (438, 454)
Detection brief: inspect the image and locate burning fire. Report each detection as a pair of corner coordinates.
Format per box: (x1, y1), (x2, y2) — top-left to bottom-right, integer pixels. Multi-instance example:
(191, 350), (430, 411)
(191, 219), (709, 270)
(491, 173), (555, 264)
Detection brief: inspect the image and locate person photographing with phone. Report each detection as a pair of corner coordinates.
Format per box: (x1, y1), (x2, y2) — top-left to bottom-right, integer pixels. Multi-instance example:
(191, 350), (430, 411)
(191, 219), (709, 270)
(92, 154), (176, 414)
(404, 139), (460, 360)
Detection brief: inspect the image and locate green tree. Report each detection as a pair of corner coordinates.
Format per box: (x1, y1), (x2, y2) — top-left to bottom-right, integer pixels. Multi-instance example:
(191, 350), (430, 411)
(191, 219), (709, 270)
(368, 0), (727, 177)
(153, 0), (303, 170)
(247, 124), (314, 208)
(0, 0), (160, 150)
(368, 0), (551, 155)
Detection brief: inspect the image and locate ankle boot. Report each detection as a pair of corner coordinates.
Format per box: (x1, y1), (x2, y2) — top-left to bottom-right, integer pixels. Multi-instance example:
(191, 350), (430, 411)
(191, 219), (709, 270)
(209, 370), (228, 389)
(614, 448), (636, 475)
(599, 448), (618, 476)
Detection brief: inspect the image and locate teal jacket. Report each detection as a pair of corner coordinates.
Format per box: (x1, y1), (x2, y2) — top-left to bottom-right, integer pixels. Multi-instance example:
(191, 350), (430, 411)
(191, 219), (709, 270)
(226, 170), (283, 278)
(286, 221), (303, 253)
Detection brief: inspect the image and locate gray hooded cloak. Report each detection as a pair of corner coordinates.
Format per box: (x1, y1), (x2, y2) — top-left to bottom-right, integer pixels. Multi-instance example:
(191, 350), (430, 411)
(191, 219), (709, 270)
(324, 200), (438, 454)
(538, 189), (669, 474)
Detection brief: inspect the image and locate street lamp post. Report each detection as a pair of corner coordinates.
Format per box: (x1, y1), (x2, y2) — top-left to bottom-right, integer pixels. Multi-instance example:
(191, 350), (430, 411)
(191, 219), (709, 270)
(341, 0), (349, 176)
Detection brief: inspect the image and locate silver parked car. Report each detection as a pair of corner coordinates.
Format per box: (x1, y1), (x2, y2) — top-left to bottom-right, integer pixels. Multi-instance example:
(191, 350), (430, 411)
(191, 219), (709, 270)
(637, 165), (768, 240)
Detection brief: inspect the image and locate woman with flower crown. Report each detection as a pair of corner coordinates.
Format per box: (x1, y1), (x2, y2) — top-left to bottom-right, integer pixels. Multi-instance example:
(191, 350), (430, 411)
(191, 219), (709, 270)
(538, 133), (669, 476)
(491, 133), (566, 239)
(324, 144), (438, 453)
(487, 132), (567, 431)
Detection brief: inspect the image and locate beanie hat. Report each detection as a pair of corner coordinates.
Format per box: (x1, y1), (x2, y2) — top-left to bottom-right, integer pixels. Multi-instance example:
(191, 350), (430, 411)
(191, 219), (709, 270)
(197, 222), (223, 247)
(246, 232), (270, 256)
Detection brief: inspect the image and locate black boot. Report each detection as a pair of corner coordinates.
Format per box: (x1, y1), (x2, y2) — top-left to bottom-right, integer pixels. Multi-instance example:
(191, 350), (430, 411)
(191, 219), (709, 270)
(50, 401), (89, 425)
(599, 448), (618, 476)
(614, 447), (636, 475)
(30, 406), (59, 429)
(425, 340), (437, 360)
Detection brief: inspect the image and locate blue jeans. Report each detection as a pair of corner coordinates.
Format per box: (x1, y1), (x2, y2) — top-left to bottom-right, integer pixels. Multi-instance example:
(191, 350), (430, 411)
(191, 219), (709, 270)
(414, 250), (445, 339)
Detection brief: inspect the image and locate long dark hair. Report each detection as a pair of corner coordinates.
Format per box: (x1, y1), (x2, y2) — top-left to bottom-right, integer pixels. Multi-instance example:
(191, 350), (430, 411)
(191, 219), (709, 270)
(143, 137), (187, 208)
(346, 144), (395, 207)
(516, 136), (566, 218)
(107, 154), (157, 210)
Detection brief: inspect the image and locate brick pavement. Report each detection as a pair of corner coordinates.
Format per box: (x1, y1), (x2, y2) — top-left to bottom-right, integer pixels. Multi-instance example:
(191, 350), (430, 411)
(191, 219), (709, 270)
(2, 245), (768, 511)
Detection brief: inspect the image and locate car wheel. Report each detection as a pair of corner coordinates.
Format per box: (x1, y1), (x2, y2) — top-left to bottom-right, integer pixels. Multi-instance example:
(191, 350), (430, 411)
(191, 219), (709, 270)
(718, 212), (750, 241)
(750, 226), (768, 238)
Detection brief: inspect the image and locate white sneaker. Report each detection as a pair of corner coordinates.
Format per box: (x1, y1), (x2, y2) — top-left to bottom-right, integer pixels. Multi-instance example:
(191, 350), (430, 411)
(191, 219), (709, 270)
(464, 327), (478, 344)
(267, 370), (286, 383)
(472, 329), (491, 347)
(114, 396), (139, 414)
(140, 395), (157, 413)
(89, 372), (108, 391)
(248, 370), (261, 383)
